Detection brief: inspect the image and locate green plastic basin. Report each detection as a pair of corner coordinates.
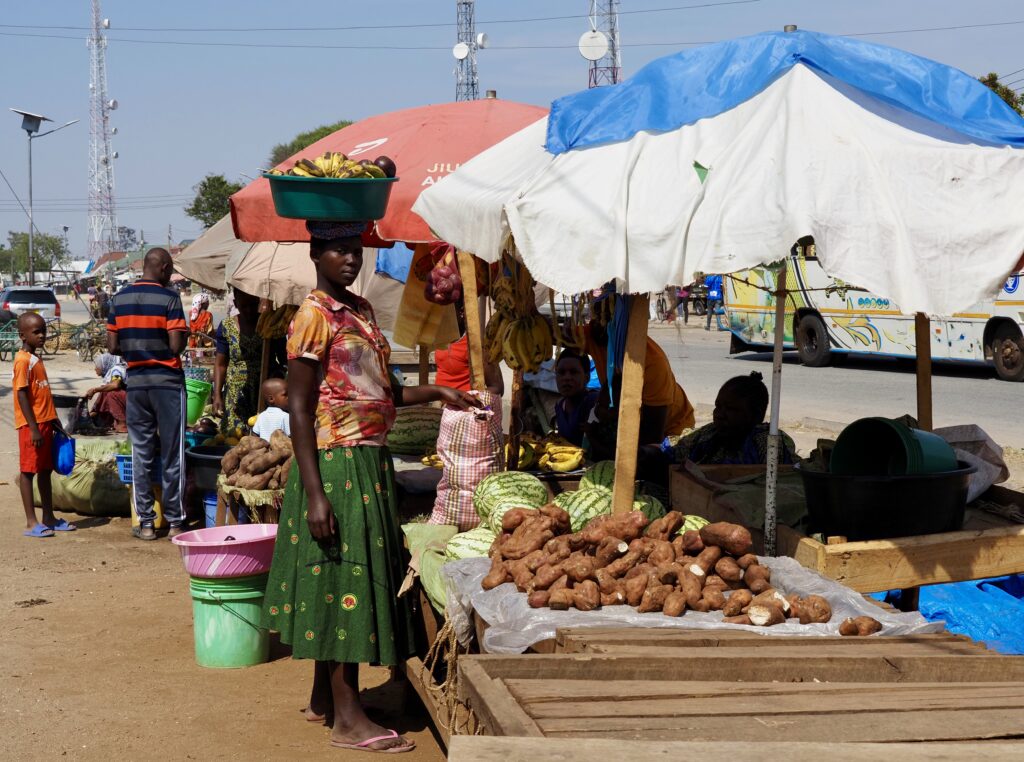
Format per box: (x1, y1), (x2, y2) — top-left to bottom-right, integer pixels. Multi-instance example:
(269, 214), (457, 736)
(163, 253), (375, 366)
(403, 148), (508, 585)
(263, 173), (398, 221)
(830, 417), (957, 476)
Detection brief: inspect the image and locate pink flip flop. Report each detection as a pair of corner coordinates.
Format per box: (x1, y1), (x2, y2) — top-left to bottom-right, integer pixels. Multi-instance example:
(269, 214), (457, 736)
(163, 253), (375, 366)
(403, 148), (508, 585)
(330, 729), (415, 754)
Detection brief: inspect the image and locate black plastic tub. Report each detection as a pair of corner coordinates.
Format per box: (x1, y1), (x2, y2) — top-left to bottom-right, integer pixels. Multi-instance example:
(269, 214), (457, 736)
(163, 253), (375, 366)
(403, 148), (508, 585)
(186, 445), (232, 492)
(795, 461), (976, 541)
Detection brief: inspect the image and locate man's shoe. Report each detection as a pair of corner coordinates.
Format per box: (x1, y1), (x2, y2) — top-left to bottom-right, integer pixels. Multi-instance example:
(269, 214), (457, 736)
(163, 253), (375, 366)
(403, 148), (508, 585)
(132, 525), (157, 541)
(167, 524), (187, 539)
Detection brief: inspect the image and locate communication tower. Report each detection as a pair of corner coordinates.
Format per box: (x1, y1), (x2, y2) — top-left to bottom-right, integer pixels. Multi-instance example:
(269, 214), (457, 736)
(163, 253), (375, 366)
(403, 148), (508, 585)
(454, 1), (482, 101)
(585, 0), (622, 88)
(87, 0), (119, 261)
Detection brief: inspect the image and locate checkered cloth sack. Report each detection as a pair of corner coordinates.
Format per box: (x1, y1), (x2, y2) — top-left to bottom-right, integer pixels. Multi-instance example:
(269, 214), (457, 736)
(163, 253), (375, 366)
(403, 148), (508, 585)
(429, 390), (503, 531)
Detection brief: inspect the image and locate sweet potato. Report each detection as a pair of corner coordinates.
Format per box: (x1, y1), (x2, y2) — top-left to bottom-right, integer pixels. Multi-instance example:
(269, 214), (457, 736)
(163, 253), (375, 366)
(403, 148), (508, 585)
(521, 549), (547, 574)
(220, 447), (243, 475)
(564, 554), (596, 584)
(547, 588), (574, 610)
(594, 568), (619, 595)
(604, 550), (641, 579)
(537, 502), (571, 534)
(702, 587), (727, 611)
(573, 580), (601, 611)
(703, 574), (728, 590)
(744, 564), (772, 593)
(786, 594), (805, 621)
(549, 574), (569, 592)
(840, 616), (882, 636)
(689, 546), (723, 578)
(269, 429), (293, 454)
(234, 470), (274, 490)
(655, 563), (683, 586)
(567, 532), (588, 551)
(722, 589), (753, 617)
(482, 554), (511, 590)
(502, 507), (537, 532)
(750, 589), (791, 616)
(501, 517), (555, 560)
(690, 599), (711, 613)
(527, 590), (550, 608)
(735, 553), (759, 570)
(600, 588), (627, 606)
(638, 584), (673, 613)
(278, 455), (293, 487)
(594, 536), (629, 568)
(542, 536), (573, 566)
(581, 511), (648, 545)
(647, 540), (676, 567)
(714, 557), (744, 583)
(699, 522), (753, 556)
(512, 567), (534, 593)
(748, 603), (785, 626)
(680, 529), (705, 554)
(679, 568), (704, 608)
(663, 591), (688, 617)
(628, 537), (657, 560)
(723, 614), (752, 625)
(624, 574), (649, 607)
(645, 511), (685, 541)
(533, 563), (565, 590)
(671, 535), (687, 560)
(798, 595), (833, 624)
(624, 562), (653, 581)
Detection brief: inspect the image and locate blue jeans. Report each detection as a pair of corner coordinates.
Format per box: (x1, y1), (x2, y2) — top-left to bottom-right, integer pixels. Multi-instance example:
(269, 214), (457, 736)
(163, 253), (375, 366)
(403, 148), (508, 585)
(127, 386), (185, 527)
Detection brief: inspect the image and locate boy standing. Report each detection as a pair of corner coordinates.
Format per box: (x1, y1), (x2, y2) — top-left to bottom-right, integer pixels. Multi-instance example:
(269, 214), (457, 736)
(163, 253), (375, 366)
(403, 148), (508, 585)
(14, 313), (76, 537)
(251, 377), (290, 440)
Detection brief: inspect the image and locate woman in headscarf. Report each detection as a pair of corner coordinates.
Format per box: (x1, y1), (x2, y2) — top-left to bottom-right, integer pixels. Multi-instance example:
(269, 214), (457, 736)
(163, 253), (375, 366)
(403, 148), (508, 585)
(262, 221), (481, 753)
(212, 288), (285, 435)
(187, 292), (214, 356)
(85, 352), (128, 432)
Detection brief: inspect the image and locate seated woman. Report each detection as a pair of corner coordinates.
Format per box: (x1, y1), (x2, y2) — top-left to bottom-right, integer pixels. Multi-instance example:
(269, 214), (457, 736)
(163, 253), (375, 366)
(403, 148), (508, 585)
(187, 292), (215, 358)
(85, 353), (128, 432)
(671, 372), (796, 466)
(552, 349), (599, 447)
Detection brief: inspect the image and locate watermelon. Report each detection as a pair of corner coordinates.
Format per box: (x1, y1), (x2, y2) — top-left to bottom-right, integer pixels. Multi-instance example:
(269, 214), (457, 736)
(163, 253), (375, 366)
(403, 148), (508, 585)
(678, 514), (711, 535)
(558, 489), (614, 532)
(580, 460), (615, 492)
(388, 405), (442, 455)
(444, 526), (497, 562)
(473, 472), (548, 523)
(632, 494), (666, 522)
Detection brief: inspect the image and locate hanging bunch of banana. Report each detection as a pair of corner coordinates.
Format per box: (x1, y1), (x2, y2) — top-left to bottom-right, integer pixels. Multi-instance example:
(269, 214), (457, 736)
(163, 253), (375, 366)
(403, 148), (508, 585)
(256, 304), (299, 339)
(485, 250), (553, 373)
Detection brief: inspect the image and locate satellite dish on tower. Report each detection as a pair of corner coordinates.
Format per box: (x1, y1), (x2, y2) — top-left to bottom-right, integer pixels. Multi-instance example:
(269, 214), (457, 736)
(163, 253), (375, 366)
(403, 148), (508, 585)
(476, 32), (488, 49)
(578, 30), (609, 62)
(102, 19), (110, 29)
(111, 127), (118, 135)
(108, 99), (118, 110)
(452, 42), (470, 60)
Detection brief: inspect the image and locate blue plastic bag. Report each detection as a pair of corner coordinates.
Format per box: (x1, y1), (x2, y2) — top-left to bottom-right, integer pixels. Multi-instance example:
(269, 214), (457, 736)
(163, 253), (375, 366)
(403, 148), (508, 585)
(52, 430), (76, 476)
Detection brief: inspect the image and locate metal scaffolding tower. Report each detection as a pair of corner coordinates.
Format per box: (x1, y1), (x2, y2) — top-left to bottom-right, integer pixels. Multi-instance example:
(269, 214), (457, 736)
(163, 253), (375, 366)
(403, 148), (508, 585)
(87, 0), (118, 261)
(454, 1), (479, 101)
(588, 0), (622, 88)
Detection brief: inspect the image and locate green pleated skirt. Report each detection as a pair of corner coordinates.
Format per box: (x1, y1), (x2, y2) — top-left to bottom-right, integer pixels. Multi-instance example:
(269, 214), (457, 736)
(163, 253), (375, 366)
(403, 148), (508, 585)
(262, 445), (414, 664)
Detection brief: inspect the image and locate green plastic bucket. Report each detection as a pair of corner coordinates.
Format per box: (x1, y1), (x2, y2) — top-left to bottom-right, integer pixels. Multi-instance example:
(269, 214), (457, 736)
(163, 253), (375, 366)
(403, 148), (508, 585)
(830, 417), (957, 476)
(188, 573), (269, 668)
(263, 173), (398, 221)
(185, 378), (212, 426)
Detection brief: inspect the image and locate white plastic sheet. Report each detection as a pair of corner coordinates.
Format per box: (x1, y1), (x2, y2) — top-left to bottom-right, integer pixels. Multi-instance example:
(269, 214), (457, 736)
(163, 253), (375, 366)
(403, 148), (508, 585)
(443, 555), (942, 654)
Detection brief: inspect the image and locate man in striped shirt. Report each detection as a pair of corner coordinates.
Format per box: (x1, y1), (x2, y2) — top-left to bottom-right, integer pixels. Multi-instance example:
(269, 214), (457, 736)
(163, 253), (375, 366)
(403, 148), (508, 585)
(107, 249), (188, 541)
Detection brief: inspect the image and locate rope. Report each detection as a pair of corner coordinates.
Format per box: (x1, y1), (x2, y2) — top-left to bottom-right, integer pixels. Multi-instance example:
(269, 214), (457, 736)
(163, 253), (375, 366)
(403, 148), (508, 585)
(418, 616), (482, 736)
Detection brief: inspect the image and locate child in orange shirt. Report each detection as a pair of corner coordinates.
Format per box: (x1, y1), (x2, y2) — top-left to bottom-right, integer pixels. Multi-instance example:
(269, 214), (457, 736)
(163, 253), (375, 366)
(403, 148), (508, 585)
(14, 313), (75, 537)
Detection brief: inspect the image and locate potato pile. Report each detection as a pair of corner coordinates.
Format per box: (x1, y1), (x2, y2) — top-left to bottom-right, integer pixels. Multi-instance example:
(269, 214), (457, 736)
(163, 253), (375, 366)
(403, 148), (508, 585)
(482, 506), (880, 632)
(221, 431), (294, 490)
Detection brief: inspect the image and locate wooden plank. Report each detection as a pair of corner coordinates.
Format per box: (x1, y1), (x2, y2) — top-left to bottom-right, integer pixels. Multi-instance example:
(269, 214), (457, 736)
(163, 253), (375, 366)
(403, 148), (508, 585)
(457, 250), (486, 391)
(403, 656), (450, 749)
(915, 312), (933, 431)
(448, 737), (1024, 762)
(458, 659), (545, 738)
(418, 344), (430, 384)
(568, 642), (991, 659)
(506, 370), (524, 470)
(611, 294), (650, 515)
(463, 653), (1024, 683)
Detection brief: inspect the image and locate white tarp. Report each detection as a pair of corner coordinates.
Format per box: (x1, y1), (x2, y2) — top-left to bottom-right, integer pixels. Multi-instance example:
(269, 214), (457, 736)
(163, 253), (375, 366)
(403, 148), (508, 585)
(415, 65), (1024, 316)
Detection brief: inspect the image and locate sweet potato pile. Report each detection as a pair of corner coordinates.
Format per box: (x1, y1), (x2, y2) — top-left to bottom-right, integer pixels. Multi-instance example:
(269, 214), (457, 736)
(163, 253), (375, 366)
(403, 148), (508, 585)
(221, 431), (294, 490)
(482, 509), (852, 629)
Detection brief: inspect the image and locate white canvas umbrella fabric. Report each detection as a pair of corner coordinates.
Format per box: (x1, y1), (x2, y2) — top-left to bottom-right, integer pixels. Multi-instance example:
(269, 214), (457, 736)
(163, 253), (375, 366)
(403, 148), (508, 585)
(414, 30), (1024, 317)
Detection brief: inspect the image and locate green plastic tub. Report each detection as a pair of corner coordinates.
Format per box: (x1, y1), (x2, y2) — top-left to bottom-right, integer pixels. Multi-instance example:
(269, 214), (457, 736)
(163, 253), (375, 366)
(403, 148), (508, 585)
(188, 573), (269, 668)
(830, 417), (957, 476)
(263, 173), (398, 221)
(184, 378), (212, 426)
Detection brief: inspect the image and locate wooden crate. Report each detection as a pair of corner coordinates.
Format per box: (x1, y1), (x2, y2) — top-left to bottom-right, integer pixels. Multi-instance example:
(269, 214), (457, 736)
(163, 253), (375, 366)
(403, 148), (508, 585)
(457, 636), (1024, 744)
(670, 465), (1024, 593)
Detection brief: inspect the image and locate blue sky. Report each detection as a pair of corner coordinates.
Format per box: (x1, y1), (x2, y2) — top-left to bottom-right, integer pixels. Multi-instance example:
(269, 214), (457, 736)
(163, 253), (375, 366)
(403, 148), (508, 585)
(2, 0), (1022, 259)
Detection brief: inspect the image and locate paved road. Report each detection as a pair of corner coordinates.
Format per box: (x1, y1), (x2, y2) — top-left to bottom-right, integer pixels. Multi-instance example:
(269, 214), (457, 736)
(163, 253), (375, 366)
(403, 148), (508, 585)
(652, 322), (1023, 449)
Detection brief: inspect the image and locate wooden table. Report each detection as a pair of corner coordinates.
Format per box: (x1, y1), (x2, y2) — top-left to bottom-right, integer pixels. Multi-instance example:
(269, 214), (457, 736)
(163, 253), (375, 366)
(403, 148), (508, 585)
(670, 465), (1024, 593)
(456, 628), (1024, 747)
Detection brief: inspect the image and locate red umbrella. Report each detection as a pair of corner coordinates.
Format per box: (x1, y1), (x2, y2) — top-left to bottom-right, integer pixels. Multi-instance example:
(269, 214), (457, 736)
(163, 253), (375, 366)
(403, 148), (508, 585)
(230, 99), (547, 244)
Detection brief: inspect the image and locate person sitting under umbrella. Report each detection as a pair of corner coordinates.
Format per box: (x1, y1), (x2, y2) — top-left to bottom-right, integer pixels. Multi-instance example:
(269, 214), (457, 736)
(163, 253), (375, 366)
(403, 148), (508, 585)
(84, 353), (128, 432)
(187, 292), (215, 357)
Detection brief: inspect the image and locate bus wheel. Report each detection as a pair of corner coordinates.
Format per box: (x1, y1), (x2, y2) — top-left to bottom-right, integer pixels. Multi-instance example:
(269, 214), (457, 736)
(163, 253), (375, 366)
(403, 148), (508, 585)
(796, 314), (831, 367)
(992, 326), (1024, 382)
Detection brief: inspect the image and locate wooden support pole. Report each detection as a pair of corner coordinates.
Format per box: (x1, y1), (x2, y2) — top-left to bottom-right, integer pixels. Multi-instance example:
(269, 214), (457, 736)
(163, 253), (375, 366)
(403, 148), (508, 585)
(611, 294), (650, 514)
(506, 370), (524, 471)
(418, 344), (430, 385)
(457, 250), (486, 392)
(914, 313), (933, 431)
(256, 337), (270, 414)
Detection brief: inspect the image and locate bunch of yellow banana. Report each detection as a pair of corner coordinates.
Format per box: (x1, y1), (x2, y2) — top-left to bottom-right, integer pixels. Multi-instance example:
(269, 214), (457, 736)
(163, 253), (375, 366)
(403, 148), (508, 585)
(505, 441), (538, 471)
(256, 304), (299, 339)
(284, 152), (387, 179)
(420, 453), (444, 470)
(538, 446), (584, 473)
(499, 314), (553, 373)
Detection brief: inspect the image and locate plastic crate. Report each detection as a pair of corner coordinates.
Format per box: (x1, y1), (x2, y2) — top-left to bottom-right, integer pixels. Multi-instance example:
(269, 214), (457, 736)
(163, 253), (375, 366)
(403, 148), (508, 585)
(115, 454), (162, 485)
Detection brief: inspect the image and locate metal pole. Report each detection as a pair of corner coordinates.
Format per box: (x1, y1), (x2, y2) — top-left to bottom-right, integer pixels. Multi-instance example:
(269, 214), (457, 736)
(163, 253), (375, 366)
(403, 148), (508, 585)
(27, 134), (34, 286)
(764, 261), (788, 556)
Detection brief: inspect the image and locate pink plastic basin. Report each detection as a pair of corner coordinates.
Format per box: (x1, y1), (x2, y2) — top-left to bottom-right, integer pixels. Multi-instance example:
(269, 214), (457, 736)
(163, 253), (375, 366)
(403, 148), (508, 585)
(172, 524), (278, 579)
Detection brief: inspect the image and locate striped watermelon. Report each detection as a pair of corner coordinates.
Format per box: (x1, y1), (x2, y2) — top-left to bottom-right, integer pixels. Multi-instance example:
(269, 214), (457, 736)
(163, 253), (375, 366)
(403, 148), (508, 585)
(580, 461), (615, 492)
(473, 472), (548, 523)
(678, 514), (710, 535)
(387, 405), (443, 455)
(632, 494), (666, 522)
(444, 526), (497, 562)
(559, 489), (614, 532)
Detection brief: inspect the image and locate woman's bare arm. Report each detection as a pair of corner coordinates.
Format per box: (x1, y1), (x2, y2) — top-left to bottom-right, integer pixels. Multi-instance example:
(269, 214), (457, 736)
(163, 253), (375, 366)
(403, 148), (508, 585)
(288, 357), (334, 541)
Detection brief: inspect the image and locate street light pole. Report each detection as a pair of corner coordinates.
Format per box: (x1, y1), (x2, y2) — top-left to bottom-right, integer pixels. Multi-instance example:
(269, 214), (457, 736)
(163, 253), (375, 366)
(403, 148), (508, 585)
(27, 133), (34, 285)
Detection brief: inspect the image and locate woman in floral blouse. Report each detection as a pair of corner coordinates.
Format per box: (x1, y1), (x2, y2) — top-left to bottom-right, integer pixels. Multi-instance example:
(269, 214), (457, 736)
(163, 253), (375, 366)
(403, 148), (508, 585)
(263, 221), (479, 754)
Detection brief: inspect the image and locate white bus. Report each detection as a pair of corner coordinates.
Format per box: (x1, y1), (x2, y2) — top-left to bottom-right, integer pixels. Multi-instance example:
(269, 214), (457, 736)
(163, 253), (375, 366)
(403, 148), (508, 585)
(723, 240), (1024, 382)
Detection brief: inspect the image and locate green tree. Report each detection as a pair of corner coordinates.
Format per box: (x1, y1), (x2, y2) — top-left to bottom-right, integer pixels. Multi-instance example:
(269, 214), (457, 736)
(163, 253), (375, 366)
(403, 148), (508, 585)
(185, 173), (243, 229)
(979, 73), (1023, 116)
(268, 120), (352, 168)
(2, 230), (70, 276)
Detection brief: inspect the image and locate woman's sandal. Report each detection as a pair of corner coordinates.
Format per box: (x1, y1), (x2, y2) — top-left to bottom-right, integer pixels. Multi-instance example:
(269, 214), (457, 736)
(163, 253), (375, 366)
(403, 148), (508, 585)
(329, 729), (415, 753)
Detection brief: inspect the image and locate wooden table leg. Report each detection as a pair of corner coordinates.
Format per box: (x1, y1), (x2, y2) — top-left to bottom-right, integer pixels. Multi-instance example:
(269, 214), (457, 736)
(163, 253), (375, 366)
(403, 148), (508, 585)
(612, 294), (650, 514)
